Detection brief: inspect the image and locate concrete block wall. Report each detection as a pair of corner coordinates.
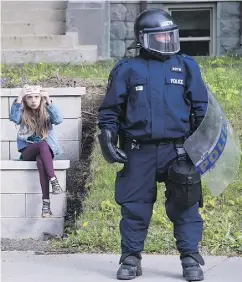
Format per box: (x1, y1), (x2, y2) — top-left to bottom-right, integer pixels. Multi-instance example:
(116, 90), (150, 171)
(1, 160), (69, 239)
(0, 87), (85, 239)
(1, 87), (85, 162)
(218, 2), (242, 54)
(110, 2), (141, 58)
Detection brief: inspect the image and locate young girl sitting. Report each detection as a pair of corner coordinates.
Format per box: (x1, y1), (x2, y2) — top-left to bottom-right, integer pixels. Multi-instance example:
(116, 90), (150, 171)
(9, 84), (64, 218)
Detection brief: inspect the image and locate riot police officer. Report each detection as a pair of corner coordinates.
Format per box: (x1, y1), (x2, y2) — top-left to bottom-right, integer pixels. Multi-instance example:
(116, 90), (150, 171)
(98, 9), (208, 281)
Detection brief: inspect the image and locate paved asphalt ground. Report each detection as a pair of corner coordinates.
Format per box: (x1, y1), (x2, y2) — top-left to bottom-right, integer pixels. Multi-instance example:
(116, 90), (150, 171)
(1, 252), (242, 282)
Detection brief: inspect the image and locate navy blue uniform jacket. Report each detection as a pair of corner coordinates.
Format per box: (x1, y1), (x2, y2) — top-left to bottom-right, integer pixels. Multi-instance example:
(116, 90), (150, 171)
(98, 53), (208, 141)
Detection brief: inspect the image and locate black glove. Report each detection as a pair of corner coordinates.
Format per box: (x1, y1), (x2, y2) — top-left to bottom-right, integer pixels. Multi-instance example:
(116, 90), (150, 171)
(98, 129), (128, 163)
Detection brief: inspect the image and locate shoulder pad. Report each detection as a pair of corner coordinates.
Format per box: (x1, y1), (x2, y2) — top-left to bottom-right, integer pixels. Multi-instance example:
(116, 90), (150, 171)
(112, 58), (130, 72)
(181, 54), (196, 61)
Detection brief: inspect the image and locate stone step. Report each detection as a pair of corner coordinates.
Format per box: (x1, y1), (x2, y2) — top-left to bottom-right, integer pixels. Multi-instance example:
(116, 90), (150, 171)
(1, 22), (66, 35)
(1, 45), (98, 64)
(1, 1), (67, 10)
(1, 193), (67, 218)
(1, 217), (65, 239)
(2, 9), (66, 22)
(0, 160), (69, 194)
(1, 33), (78, 49)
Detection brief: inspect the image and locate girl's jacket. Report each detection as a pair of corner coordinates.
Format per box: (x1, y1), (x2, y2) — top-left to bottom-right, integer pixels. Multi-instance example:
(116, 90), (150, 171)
(9, 101), (63, 156)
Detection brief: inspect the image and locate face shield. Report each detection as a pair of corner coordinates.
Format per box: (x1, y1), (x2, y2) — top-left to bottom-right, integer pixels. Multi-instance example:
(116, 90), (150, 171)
(142, 29), (180, 54)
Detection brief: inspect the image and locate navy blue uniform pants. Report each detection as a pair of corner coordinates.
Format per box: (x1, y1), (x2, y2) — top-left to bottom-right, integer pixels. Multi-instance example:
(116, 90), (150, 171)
(115, 140), (203, 262)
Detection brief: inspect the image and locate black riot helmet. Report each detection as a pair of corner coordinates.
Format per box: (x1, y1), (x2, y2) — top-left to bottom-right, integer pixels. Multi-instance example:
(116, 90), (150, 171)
(133, 9), (180, 55)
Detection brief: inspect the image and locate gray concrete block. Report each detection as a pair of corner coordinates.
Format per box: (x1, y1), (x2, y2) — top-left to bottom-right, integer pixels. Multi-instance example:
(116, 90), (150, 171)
(0, 217), (64, 239)
(220, 2), (240, 19)
(0, 88), (11, 96)
(2, 10), (66, 22)
(1, 47), (98, 64)
(54, 118), (81, 141)
(220, 37), (240, 54)
(110, 4), (127, 21)
(26, 193), (67, 217)
(1, 119), (17, 141)
(1, 160), (70, 170)
(2, 1), (67, 10)
(110, 40), (125, 58)
(1, 142), (10, 160)
(49, 97), (82, 118)
(110, 22), (126, 40)
(54, 141), (80, 162)
(2, 34), (78, 50)
(220, 20), (240, 37)
(9, 142), (22, 160)
(125, 22), (134, 40)
(1, 194), (26, 218)
(1, 166), (67, 193)
(1, 97), (9, 118)
(2, 22), (66, 36)
(68, 2), (104, 9)
(125, 3), (140, 22)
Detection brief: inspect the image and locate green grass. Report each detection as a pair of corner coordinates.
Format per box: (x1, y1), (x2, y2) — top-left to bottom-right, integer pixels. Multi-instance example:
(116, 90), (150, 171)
(1, 56), (242, 255)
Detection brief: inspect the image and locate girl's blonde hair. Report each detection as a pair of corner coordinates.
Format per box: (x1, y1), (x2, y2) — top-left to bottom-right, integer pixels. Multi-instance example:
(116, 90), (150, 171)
(21, 91), (49, 140)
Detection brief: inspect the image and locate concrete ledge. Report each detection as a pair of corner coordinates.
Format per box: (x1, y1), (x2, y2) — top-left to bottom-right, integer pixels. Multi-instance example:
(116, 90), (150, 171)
(2, 22), (66, 36)
(1, 161), (68, 194)
(2, 9), (66, 22)
(0, 87), (86, 97)
(1, 1), (68, 10)
(1, 217), (65, 239)
(1, 33), (79, 50)
(1, 47), (98, 64)
(0, 160), (70, 170)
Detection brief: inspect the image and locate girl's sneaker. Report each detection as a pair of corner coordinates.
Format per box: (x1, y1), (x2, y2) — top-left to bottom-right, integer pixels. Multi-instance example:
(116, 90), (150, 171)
(51, 177), (64, 195)
(42, 199), (52, 218)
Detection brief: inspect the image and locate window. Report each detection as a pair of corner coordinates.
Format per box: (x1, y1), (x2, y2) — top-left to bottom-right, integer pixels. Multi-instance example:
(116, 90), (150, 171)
(166, 4), (216, 56)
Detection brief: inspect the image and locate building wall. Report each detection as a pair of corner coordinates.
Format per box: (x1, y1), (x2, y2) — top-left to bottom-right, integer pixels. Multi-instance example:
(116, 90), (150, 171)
(110, 2), (141, 58)
(110, 1), (242, 58)
(218, 2), (241, 54)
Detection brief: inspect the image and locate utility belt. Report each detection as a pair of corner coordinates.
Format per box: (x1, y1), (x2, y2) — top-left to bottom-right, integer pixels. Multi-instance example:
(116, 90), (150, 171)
(123, 136), (185, 150)
(121, 135), (203, 209)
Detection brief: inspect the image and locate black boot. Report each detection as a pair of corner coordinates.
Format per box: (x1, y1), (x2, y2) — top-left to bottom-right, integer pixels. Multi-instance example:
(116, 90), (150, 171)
(181, 253), (205, 281)
(117, 256), (142, 280)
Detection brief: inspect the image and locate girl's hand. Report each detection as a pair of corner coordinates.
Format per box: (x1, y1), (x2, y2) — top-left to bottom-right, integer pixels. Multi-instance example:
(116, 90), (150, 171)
(40, 89), (51, 104)
(16, 85), (28, 103)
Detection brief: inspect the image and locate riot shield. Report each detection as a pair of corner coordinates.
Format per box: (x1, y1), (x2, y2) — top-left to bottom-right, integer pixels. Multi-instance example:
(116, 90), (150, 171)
(183, 86), (241, 196)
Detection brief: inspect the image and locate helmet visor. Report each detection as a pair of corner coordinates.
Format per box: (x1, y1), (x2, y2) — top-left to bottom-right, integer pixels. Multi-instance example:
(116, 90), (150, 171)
(143, 29), (180, 54)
